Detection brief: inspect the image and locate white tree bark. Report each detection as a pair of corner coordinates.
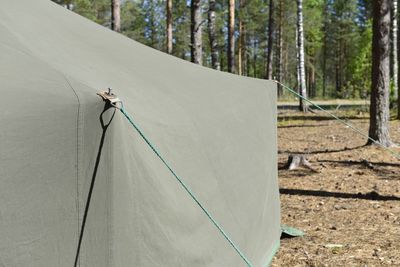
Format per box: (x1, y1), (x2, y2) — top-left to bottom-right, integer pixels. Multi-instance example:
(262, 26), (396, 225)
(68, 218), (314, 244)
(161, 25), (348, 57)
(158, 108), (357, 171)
(393, 0), (398, 98)
(191, 0), (203, 65)
(266, 0), (274, 79)
(208, 0), (220, 70)
(296, 26), (300, 90)
(277, 0), (283, 96)
(166, 0), (173, 54)
(297, 0), (308, 112)
(393, 0), (400, 119)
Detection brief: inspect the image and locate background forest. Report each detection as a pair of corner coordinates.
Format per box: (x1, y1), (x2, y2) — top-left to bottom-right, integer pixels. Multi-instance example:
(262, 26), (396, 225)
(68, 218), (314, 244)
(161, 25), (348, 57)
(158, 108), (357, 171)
(51, 0), (380, 102)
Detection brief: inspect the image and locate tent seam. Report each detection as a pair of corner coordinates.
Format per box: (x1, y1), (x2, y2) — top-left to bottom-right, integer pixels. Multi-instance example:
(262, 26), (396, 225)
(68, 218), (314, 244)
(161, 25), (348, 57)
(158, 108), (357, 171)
(0, 22), (85, 262)
(62, 75), (82, 267)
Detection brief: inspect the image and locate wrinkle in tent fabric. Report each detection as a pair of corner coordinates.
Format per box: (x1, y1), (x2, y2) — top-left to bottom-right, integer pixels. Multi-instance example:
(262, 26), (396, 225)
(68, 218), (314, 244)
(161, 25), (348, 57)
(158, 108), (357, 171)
(0, 0), (280, 266)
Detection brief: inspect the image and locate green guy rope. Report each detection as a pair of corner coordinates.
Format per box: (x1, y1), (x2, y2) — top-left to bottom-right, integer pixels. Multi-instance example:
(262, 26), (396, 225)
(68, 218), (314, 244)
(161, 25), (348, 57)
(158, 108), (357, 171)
(274, 80), (400, 160)
(119, 107), (253, 267)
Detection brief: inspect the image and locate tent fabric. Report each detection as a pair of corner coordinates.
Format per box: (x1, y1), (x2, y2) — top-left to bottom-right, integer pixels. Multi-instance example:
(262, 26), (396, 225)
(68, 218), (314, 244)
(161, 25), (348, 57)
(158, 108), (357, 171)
(0, 0), (280, 266)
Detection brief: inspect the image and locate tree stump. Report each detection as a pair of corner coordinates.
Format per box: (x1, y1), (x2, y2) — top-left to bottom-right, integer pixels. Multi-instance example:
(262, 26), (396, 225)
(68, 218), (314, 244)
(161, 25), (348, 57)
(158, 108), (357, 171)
(285, 154), (319, 173)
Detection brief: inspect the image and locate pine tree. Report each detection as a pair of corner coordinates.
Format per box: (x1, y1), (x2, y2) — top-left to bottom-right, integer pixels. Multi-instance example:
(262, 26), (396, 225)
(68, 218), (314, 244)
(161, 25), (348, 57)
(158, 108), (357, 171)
(227, 0), (236, 73)
(111, 0), (121, 32)
(368, 0), (392, 146)
(238, 0), (246, 75)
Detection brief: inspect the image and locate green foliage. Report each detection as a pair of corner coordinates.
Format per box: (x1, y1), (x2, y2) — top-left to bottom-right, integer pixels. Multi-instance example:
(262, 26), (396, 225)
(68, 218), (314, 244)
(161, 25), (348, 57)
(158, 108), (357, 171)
(346, 21), (372, 99)
(73, 0), (97, 21)
(51, 0), (386, 102)
(304, 0), (324, 57)
(172, 1), (191, 60)
(51, 0), (109, 25)
(121, 1), (147, 44)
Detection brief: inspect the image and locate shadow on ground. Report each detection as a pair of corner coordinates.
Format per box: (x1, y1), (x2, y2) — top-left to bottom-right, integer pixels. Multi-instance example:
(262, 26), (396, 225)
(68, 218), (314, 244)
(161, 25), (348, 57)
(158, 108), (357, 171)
(317, 159), (400, 180)
(278, 115), (368, 122)
(279, 144), (366, 155)
(280, 188), (400, 201)
(278, 124), (330, 129)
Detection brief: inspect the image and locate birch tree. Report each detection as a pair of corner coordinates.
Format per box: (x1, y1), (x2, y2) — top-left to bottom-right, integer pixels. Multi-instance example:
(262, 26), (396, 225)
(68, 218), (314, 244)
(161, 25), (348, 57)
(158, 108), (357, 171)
(277, 0), (283, 96)
(111, 0), (121, 32)
(393, 0), (400, 119)
(368, 0), (392, 146)
(166, 0), (173, 54)
(392, 0), (398, 98)
(191, 0), (203, 65)
(265, 0), (274, 79)
(297, 0), (308, 112)
(208, 0), (220, 69)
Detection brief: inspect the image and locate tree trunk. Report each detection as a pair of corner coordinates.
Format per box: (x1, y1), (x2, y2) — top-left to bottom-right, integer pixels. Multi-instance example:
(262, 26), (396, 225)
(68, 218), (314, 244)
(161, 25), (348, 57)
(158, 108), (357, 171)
(208, 0), (220, 70)
(296, 28), (300, 89)
(335, 48), (340, 96)
(149, 0), (156, 47)
(322, 41), (327, 97)
(393, 0), (399, 99)
(220, 27), (225, 70)
(253, 38), (257, 77)
(284, 41), (288, 85)
(277, 0), (283, 97)
(191, 0), (203, 65)
(238, 20), (243, 75)
(238, 0), (245, 75)
(392, 0), (400, 119)
(310, 65), (315, 97)
(227, 0), (236, 73)
(111, 0), (121, 32)
(246, 33), (251, 76)
(266, 0), (274, 79)
(368, 0), (392, 146)
(166, 0), (173, 54)
(297, 0), (308, 112)
(338, 38), (343, 95)
(322, 0), (328, 98)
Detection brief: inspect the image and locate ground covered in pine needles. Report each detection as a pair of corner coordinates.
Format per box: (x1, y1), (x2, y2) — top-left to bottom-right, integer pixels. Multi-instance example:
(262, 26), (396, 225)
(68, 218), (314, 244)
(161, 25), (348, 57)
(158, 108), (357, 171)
(271, 109), (400, 267)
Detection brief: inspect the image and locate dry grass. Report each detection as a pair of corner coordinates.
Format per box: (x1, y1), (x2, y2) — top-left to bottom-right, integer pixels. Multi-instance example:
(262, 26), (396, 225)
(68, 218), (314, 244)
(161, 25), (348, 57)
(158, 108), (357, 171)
(272, 110), (400, 267)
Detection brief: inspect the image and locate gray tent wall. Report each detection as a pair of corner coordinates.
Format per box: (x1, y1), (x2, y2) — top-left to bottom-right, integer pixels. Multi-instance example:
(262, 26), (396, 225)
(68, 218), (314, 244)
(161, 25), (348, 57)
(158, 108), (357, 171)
(0, 0), (280, 266)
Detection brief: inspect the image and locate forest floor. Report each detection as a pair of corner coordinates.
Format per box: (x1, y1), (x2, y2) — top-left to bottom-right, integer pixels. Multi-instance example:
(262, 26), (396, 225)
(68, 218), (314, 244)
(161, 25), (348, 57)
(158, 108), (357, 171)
(271, 109), (400, 267)
(278, 99), (369, 107)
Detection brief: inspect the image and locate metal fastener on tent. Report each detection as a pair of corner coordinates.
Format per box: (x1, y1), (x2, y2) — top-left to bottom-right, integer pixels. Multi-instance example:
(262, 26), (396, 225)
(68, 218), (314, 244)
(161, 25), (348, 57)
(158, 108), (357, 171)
(97, 87), (123, 109)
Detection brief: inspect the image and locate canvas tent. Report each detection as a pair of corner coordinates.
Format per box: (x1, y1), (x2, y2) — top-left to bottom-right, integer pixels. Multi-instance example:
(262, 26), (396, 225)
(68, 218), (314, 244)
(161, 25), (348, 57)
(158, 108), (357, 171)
(0, 0), (281, 266)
